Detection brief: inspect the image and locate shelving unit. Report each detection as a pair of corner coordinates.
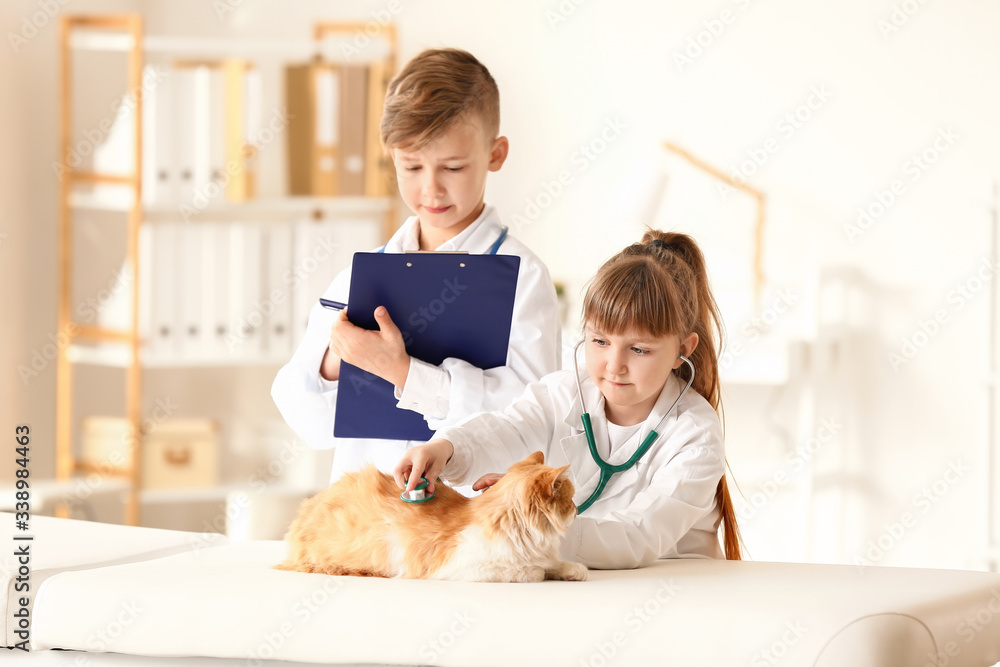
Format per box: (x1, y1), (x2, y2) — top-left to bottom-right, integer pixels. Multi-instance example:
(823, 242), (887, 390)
(55, 14), (398, 526)
(57, 14), (145, 525)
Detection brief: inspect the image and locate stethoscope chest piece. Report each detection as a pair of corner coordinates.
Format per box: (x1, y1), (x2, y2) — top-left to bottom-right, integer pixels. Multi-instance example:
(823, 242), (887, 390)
(400, 477), (435, 503)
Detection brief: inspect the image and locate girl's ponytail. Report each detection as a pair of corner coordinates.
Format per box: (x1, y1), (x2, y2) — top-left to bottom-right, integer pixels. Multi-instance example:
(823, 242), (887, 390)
(640, 230), (744, 561)
(641, 230), (721, 412)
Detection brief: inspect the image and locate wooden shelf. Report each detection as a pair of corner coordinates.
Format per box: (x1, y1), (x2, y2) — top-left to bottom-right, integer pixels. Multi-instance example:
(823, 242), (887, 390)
(67, 344), (290, 369)
(70, 32), (393, 62)
(69, 190), (394, 216)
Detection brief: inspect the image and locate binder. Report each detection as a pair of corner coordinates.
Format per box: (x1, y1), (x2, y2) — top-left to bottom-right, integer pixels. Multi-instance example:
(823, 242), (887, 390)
(207, 67), (227, 200)
(285, 63), (340, 196)
(339, 65), (368, 196)
(202, 222), (230, 359)
(174, 67), (198, 205)
(223, 60), (259, 202)
(149, 222), (179, 360)
(177, 222), (205, 359)
(263, 223), (294, 358)
(291, 218), (336, 343)
(227, 222), (263, 359)
(240, 222), (264, 357)
(334, 252), (521, 441)
(138, 223), (155, 353)
(190, 67), (213, 201)
(365, 60), (394, 196)
(142, 64), (174, 205)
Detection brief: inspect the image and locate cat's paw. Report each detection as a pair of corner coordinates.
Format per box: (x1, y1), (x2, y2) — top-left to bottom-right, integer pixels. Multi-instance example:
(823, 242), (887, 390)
(514, 566), (546, 583)
(550, 561), (588, 581)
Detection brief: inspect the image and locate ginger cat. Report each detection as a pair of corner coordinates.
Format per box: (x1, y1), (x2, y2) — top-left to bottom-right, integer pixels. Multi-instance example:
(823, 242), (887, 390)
(276, 451), (588, 583)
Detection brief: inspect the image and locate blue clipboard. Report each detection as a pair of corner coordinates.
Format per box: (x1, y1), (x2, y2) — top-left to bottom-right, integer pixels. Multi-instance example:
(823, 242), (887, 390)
(334, 252), (521, 441)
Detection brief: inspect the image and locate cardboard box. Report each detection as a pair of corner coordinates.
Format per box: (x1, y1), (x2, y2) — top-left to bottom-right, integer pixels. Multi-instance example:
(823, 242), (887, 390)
(81, 416), (220, 490)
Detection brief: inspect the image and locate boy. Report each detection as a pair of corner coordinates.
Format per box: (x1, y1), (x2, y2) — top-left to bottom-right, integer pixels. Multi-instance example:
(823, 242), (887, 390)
(271, 48), (561, 484)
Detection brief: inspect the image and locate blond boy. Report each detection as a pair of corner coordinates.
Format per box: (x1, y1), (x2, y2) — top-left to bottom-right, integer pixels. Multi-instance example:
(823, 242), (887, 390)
(272, 48), (561, 483)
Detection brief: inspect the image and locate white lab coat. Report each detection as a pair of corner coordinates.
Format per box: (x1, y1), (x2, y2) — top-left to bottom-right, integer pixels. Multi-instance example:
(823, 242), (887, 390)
(436, 363), (726, 569)
(271, 203), (561, 483)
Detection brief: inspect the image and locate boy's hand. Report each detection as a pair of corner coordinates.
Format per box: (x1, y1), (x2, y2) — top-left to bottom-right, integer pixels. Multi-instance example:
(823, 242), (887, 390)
(319, 343), (342, 381)
(329, 307), (410, 389)
(472, 473), (504, 492)
(395, 439), (455, 496)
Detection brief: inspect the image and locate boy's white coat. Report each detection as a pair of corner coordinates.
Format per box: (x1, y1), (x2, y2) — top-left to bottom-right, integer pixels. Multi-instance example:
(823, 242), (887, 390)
(271, 204), (561, 483)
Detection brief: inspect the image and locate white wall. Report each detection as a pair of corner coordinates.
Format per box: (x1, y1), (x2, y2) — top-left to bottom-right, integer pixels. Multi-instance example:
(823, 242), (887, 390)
(0, 1), (32, 486)
(4, 0), (998, 568)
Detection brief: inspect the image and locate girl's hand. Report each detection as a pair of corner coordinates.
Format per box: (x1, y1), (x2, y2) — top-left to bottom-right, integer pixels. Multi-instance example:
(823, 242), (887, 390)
(472, 473), (504, 492)
(329, 307), (410, 389)
(394, 439), (455, 495)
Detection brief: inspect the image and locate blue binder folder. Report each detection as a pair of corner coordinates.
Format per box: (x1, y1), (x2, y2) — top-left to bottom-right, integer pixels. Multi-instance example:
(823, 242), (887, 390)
(334, 252), (521, 441)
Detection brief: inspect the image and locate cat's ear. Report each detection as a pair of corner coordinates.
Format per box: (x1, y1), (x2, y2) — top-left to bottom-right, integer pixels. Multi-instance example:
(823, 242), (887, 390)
(509, 451), (545, 472)
(547, 464), (571, 495)
(525, 451), (545, 466)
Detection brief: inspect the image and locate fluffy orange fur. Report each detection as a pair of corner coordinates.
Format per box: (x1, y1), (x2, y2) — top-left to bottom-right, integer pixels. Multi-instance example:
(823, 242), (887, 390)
(276, 452), (586, 582)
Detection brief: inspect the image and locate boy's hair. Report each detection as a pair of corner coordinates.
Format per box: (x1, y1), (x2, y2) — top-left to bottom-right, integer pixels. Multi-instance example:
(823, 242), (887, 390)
(380, 48), (500, 150)
(581, 230), (743, 560)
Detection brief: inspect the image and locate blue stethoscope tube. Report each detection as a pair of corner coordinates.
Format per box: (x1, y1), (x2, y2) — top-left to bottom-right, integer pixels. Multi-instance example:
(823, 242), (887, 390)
(572, 339), (696, 514)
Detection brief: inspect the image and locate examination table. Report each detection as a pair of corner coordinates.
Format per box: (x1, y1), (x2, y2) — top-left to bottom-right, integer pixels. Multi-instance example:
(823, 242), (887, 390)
(4, 513), (1000, 666)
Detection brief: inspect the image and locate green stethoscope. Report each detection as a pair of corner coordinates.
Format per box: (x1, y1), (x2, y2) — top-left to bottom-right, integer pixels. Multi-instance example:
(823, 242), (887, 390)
(572, 339), (696, 514)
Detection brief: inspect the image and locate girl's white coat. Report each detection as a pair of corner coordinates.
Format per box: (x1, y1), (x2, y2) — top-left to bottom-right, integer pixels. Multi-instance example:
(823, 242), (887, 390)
(437, 361), (726, 569)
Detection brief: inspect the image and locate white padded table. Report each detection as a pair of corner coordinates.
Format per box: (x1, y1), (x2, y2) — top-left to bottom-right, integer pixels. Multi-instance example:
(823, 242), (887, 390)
(0, 512), (226, 648)
(30, 539), (1000, 667)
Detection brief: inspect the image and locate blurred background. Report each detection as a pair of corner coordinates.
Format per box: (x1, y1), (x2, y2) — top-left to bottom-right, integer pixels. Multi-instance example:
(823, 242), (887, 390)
(1, 0), (998, 572)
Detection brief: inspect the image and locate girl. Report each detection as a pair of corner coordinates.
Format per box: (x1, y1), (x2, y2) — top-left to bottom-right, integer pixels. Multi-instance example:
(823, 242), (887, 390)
(394, 230), (741, 568)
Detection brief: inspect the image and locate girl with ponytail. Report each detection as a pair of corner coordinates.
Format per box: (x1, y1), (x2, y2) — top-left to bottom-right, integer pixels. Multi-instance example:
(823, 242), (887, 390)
(397, 230), (743, 568)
